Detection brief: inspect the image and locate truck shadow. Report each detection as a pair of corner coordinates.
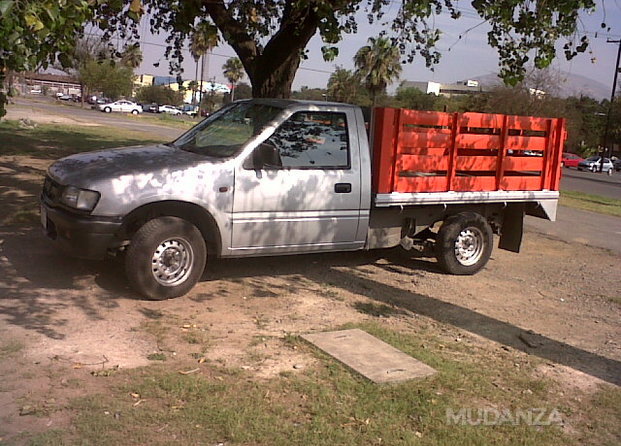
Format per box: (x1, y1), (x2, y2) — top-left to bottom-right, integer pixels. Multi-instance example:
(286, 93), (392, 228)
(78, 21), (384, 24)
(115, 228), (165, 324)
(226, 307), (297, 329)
(207, 251), (621, 387)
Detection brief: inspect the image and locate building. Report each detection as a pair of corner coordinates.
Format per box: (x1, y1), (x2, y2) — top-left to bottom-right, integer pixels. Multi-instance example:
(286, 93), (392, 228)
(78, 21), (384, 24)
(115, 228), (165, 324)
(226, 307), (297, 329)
(20, 72), (81, 96)
(400, 79), (487, 98)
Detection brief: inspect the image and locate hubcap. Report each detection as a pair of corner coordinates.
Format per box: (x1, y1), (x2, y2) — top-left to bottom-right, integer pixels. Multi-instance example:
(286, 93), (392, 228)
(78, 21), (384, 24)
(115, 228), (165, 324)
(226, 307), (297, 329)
(151, 238), (194, 286)
(454, 227), (485, 266)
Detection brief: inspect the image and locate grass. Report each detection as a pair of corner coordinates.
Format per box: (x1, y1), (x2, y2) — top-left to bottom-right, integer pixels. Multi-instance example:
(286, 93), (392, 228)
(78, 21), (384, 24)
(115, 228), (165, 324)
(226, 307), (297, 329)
(24, 322), (619, 446)
(131, 112), (198, 130)
(0, 120), (164, 159)
(560, 190), (621, 218)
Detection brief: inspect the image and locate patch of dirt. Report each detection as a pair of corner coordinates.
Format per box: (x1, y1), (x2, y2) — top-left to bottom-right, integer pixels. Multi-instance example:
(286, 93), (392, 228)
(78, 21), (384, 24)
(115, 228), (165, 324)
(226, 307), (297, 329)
(5, 104), (101, 127)
(0, 152), (620, 443)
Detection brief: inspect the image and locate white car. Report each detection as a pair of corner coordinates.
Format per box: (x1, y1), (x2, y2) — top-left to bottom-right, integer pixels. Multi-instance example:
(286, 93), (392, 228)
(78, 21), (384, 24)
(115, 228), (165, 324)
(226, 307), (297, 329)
(159, 105), (183, 115)
(577, 156), (614, 174)
(98, 100), (142, 114)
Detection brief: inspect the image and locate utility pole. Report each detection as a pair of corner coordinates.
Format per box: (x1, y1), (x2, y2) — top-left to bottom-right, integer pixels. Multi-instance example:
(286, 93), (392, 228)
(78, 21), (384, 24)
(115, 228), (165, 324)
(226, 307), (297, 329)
(601, 38), (621, 171)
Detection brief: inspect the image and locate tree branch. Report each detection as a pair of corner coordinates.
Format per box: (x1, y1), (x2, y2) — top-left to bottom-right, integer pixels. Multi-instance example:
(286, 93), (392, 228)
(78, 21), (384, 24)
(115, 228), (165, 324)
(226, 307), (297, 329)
(202, 0), (258, 77)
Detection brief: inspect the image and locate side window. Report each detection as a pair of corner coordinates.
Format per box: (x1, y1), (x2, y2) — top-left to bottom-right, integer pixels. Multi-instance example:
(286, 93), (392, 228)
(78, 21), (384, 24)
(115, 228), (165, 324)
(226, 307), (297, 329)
(266, 111), (350, 169)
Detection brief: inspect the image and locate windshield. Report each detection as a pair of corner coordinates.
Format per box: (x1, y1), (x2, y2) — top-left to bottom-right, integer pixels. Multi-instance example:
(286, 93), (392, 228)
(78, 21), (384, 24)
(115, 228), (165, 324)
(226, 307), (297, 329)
(172, 102), (283, 158)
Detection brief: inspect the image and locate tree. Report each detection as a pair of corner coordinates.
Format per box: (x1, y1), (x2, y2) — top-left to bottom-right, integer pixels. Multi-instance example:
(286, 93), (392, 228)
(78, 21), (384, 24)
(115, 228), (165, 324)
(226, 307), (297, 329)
(233, 82), (253, 100)
(292, 86), (328, 101)
(395, 86), (438, 111)
(0, 0), (94, 117)
(222, 57), (245, 101)
(91, 1), (599, 100)
(187, 80), (199, 104)
(327, 67), (359, 104)
(190, 21), (219, 106)
(136, 85), (184, 106)
(121, 43), (143, 69)
(354, 37), (402, 105)
(79, 60), (134, 100)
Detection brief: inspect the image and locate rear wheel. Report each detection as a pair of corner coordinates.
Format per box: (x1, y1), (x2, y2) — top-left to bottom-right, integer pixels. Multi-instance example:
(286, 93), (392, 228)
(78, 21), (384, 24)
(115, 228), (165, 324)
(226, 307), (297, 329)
(435, 212), (493, 275)
(125, 217), (206, 300)
(104, 106), (111, 113)
(131, 109), (139, 115)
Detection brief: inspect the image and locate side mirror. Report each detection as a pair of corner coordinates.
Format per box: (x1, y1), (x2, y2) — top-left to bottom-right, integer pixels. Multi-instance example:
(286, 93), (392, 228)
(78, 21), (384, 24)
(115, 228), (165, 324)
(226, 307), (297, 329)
(244, 142), (282, 170)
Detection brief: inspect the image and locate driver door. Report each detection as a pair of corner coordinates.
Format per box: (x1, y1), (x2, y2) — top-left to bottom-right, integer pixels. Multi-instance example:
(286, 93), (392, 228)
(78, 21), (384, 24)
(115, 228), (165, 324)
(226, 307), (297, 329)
(231, 109), (363, 255)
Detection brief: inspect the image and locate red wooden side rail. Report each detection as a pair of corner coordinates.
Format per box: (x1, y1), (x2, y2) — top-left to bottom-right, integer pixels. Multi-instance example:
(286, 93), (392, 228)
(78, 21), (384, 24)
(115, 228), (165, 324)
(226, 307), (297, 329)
(371, 107), (566, 194)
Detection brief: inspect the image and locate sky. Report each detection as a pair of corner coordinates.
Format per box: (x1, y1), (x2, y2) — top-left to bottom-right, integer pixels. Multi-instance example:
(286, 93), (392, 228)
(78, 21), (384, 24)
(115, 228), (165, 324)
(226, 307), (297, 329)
(133, 1), (621, 94)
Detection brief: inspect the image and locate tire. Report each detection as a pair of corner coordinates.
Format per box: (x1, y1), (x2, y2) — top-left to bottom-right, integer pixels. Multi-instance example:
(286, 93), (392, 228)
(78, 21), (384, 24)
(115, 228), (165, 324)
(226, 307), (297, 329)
(607, 168), (613, 176)
(104, 107), (111, 113)
(125, 216), (207, 300)
(435, 212), (493, 275)
(590, 165), (596, 172)
(131, 109), (139, 115)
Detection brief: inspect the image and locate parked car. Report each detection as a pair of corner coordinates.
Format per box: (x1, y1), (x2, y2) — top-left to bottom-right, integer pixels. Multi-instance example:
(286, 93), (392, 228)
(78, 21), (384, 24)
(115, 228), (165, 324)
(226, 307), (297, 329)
(577, 156), (614, 174)
(142, 103), (160, 113)
(181, 104), (199, 117)
(98, 100), (142, 114)
(561, 152), (584, 168)
(613, 158), (621, 172)
(159, 105), (183, 115)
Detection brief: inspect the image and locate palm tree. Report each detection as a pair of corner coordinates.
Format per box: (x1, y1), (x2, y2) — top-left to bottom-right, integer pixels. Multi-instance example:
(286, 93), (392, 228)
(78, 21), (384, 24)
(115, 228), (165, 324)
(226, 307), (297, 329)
(327, 66), (359, 103)
(121, 44), (143, 69)
(222, 57), (245, 101)
(190, 21), (218, 106)
(187, 80), (199, 104)
(354, 36), (402, 106)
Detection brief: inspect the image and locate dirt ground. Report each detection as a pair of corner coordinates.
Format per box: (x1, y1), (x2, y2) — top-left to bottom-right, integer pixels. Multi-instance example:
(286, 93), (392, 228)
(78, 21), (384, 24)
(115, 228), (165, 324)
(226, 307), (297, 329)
(0, 112), (620, 443)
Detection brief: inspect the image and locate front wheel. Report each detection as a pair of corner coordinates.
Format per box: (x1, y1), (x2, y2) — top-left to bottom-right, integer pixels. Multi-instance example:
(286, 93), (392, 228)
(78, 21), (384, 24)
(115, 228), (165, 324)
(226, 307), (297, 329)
(131, 109), (139, 115)
(435, 212), (493, 275)
(104, 107), (111, 113)
(125, 217), (207, 300)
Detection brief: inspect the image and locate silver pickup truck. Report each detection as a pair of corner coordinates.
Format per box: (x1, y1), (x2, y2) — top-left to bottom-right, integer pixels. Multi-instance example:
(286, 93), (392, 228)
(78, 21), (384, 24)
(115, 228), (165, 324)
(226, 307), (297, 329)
(40, 99), (562, 299)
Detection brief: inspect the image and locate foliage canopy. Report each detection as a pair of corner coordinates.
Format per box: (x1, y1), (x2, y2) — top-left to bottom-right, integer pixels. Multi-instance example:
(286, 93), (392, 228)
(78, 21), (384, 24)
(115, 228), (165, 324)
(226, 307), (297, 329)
(0, 0), (605, 114)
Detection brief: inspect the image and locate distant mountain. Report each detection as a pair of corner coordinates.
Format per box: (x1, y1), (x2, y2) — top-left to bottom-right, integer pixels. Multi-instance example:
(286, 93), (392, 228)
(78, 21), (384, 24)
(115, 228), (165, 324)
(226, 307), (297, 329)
(471, 71), (611, 100)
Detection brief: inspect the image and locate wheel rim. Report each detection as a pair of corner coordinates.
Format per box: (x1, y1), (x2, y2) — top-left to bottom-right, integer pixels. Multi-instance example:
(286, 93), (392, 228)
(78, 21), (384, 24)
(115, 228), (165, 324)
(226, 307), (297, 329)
(454, 227), (485, 266)
(151, 237), (194, 286)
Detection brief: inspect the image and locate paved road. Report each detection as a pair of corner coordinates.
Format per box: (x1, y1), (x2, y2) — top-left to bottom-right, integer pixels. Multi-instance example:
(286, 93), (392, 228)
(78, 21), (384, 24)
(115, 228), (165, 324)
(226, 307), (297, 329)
(10, 97), (186, 141)
(526, 206), (621, 255)
(561, 168), (621, 199)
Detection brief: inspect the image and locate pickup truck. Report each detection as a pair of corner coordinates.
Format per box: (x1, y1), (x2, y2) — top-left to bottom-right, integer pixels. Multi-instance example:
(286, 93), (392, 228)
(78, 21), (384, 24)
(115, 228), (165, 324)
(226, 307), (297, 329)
(40, 99), (565, 300)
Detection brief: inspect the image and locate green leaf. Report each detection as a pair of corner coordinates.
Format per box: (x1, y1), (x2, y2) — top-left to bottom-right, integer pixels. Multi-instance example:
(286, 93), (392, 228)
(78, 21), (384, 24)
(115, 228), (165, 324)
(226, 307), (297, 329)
(0, 0), (14, 16)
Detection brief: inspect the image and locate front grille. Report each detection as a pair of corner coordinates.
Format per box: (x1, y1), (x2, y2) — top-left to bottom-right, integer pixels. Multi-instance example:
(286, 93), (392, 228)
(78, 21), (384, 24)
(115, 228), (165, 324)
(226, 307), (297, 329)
(42, 176), (62, 204)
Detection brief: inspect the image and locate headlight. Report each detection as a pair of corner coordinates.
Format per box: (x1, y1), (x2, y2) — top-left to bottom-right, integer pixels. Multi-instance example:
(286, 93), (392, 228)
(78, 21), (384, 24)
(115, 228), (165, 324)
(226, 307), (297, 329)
(60, 186), (100, 211)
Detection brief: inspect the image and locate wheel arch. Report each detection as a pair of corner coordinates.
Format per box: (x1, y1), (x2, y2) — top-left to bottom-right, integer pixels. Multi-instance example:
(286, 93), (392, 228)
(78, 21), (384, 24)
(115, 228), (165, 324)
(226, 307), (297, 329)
(120, 200), (222, 258)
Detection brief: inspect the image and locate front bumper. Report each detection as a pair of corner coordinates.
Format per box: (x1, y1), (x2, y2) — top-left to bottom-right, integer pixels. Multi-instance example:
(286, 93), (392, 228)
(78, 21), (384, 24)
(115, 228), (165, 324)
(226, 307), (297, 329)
(40, 200), (123, 260)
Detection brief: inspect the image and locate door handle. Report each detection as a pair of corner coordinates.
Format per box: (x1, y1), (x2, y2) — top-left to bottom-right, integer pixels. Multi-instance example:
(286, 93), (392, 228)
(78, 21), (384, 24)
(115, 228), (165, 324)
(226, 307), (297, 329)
(334, 183), (352, 193)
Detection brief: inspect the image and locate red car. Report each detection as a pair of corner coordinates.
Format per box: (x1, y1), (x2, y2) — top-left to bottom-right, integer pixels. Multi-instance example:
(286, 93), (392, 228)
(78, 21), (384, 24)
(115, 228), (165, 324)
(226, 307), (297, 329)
(562, 152), (584, 168)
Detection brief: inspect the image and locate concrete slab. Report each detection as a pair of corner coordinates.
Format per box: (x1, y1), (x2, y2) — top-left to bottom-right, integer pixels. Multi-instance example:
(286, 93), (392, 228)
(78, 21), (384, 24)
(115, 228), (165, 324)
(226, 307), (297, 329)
(302, 329), (436, 384)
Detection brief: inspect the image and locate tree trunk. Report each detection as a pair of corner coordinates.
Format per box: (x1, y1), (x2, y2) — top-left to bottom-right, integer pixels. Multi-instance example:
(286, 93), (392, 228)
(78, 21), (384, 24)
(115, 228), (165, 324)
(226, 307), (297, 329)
(249, 52), (301, 98)
(193, 59), (198, 104)
(205, 0), (319, 99)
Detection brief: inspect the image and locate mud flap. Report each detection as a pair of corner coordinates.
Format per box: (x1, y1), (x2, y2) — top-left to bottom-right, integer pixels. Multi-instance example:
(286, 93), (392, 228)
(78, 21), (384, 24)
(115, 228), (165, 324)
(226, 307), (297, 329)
(499, 204), (525, 253)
